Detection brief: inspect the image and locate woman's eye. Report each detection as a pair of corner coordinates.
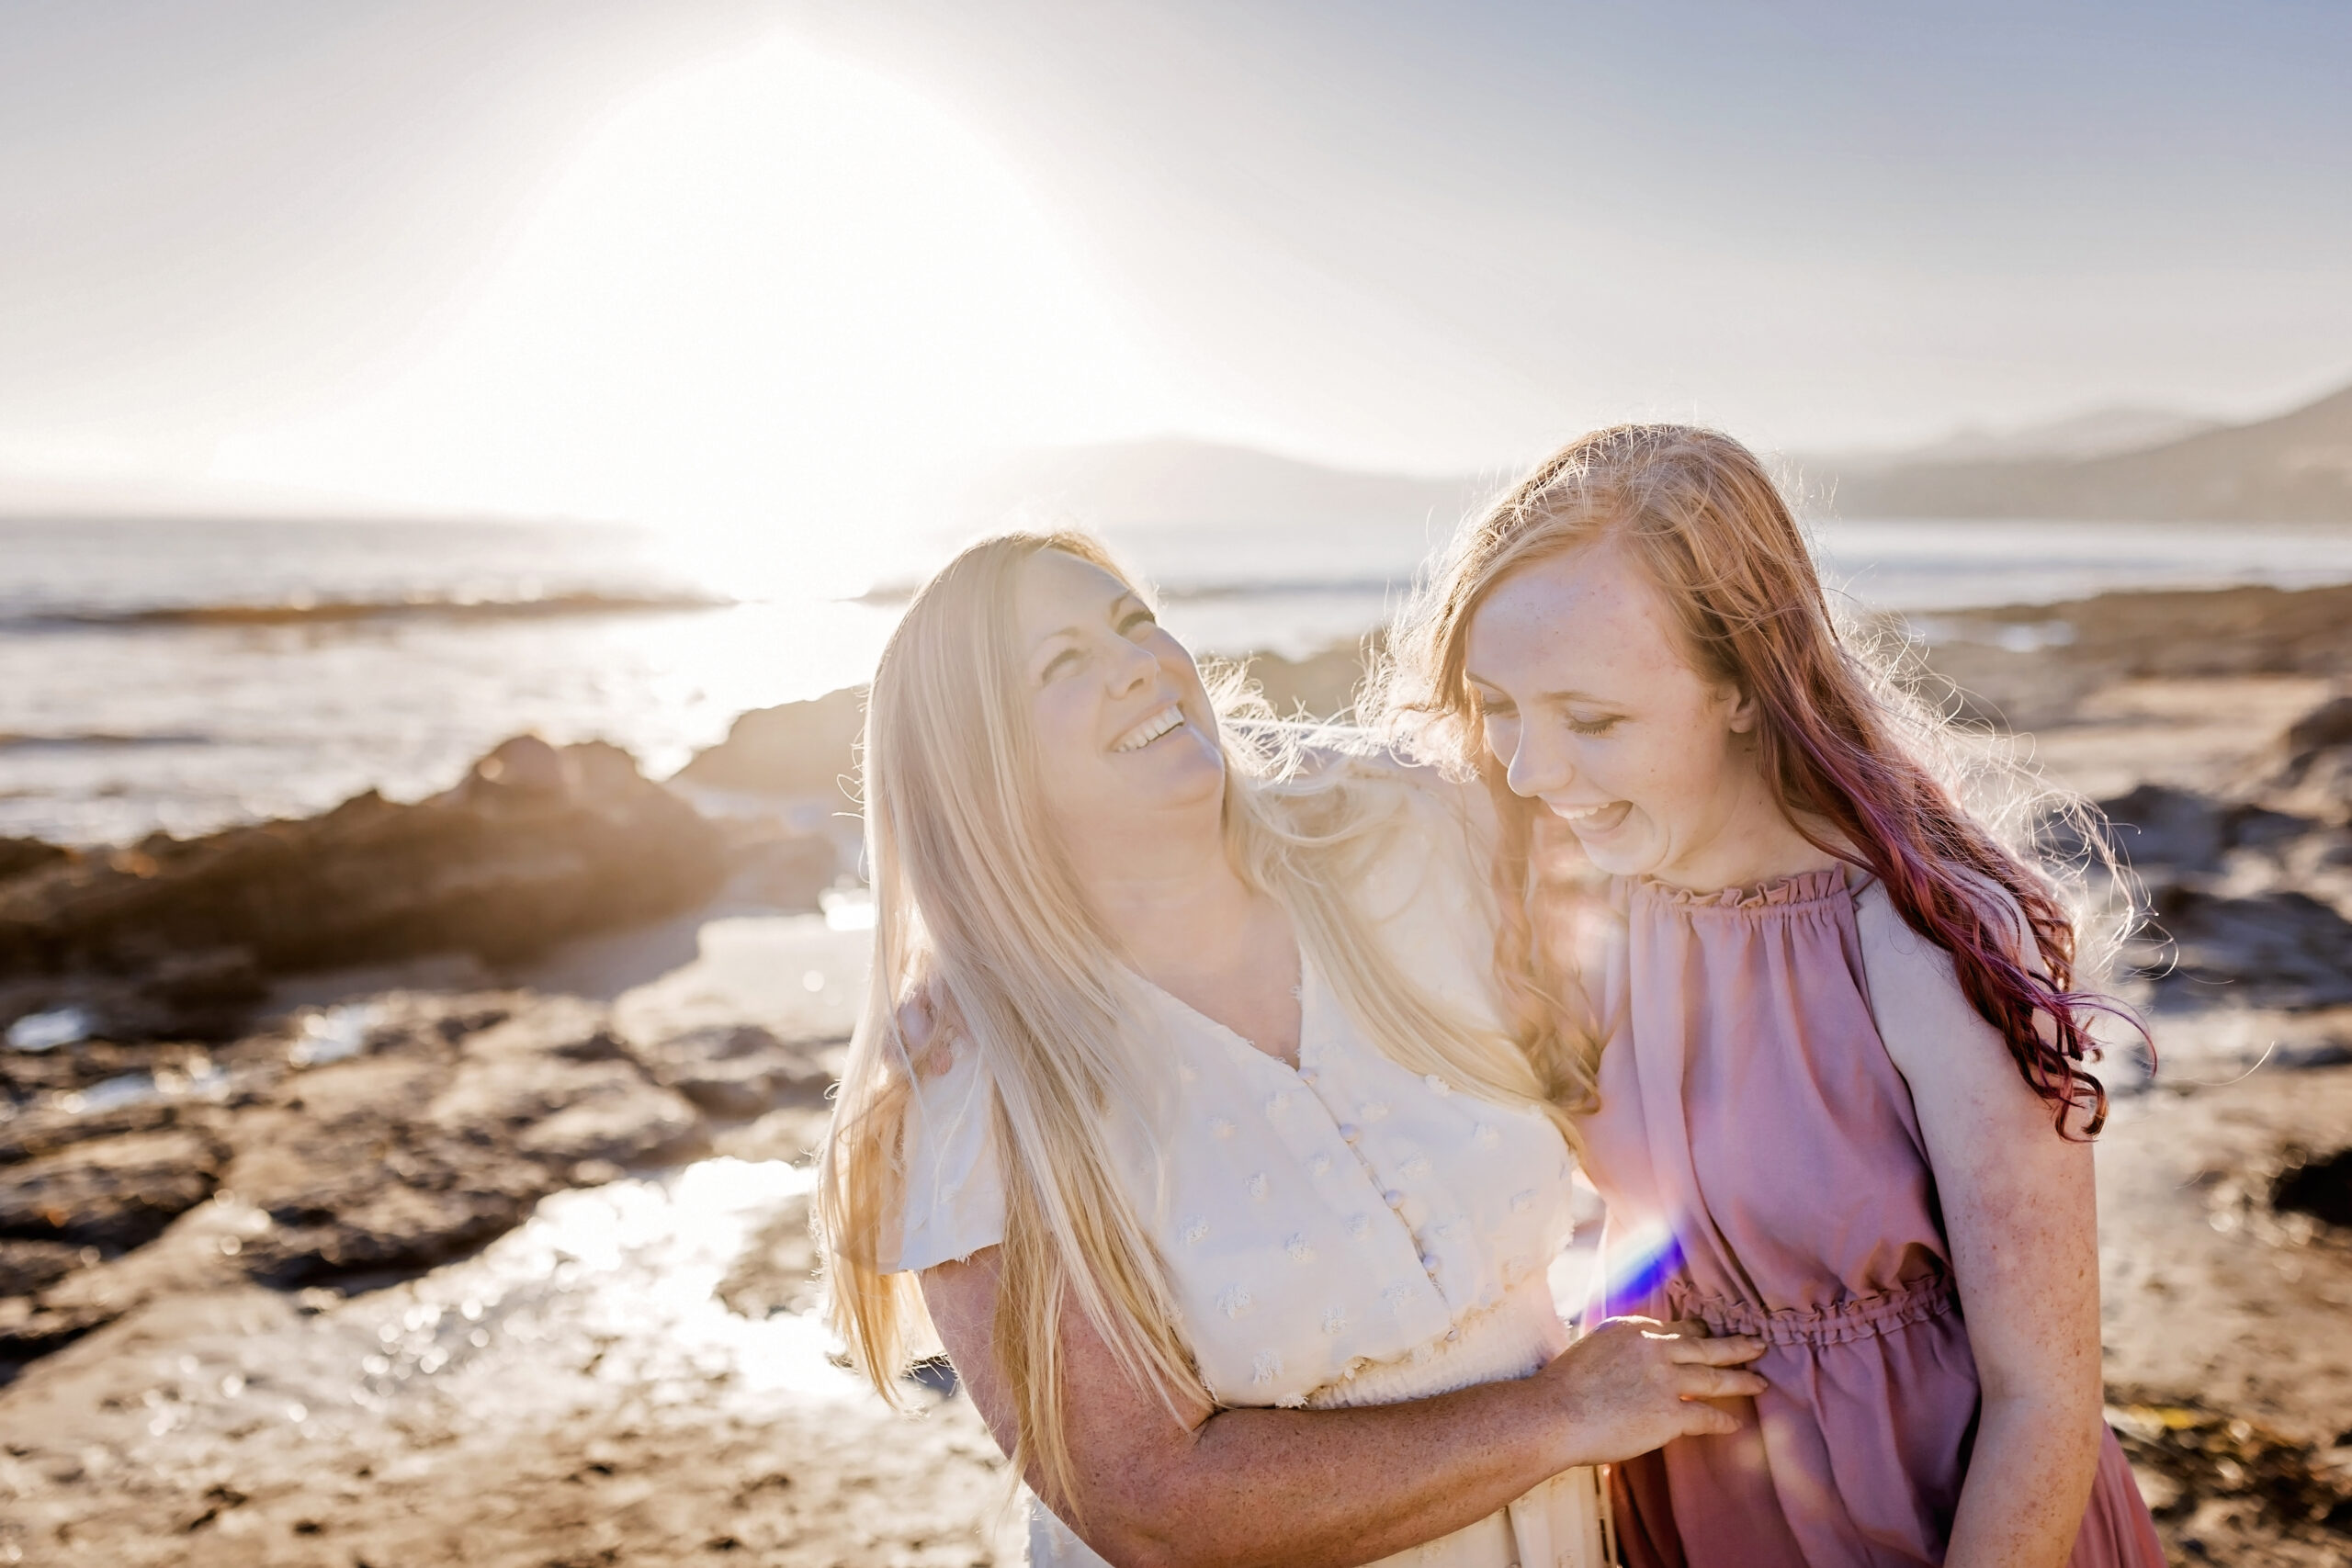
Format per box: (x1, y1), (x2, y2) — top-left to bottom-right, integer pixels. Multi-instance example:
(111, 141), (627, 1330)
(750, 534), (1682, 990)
(1568, 716), (1622, 737)
(1117, 607), (1157, 636)
(1039, 649), (1081, 683)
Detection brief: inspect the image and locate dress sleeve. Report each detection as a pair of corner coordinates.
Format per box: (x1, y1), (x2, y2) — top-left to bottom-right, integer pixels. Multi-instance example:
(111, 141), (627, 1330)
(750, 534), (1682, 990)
(884, 1043), (1010, 1274)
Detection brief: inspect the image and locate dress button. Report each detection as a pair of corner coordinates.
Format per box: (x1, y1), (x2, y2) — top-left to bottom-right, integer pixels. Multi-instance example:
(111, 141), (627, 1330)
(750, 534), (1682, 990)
(1299, 1067), (1319, 1087)
(1419, 1253), (1440, 1272)
(1339, 1123), (1361, 1144)
(1384, 1190), (1405, 1209)
(1445, 1327), (1460, 1343)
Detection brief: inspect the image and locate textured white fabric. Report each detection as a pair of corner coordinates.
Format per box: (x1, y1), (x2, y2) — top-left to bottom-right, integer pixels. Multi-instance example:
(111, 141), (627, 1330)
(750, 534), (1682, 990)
(888, 783), (1605, 1566)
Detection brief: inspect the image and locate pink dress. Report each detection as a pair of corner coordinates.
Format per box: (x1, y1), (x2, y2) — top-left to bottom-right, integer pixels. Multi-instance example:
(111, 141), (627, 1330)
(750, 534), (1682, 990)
(1577, 868), (2164, 1568)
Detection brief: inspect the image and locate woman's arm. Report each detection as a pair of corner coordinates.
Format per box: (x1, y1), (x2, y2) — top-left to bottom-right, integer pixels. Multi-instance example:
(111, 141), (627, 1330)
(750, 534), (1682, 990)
(923, 1250), (1766, 1568)
(1858, 888), (2105, 1568)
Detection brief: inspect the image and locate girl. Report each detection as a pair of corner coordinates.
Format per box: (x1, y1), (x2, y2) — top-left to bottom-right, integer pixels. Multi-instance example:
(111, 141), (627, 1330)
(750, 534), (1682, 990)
(1389, 425), (2165, 1568)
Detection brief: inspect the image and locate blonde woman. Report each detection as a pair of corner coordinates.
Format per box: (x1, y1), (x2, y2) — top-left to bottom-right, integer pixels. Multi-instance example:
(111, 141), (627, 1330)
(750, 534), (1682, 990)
(817, 532), (1768, 1568)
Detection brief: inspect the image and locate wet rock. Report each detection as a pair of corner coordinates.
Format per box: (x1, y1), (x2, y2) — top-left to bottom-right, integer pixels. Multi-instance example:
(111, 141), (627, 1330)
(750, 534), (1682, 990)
(0, 1127), (227, 1251)
(675, 687), (865, 798)
(632, 1023), (833, 1121)
(226, 994), (707, 1286)
(0, 739), (727, 1024)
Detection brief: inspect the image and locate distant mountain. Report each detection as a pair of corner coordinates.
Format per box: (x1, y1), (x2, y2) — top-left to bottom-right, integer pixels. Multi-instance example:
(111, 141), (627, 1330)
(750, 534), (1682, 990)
(1849, 404), (2222, 468)
(954, 437), (1498, 536)
(1826, 382), (2352, 522)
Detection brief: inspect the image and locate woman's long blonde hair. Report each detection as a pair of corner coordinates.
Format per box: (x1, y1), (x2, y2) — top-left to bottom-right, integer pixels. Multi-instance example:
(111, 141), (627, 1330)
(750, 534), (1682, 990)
(815, 531), (1575, 1517)
(1377, 424), (2135, 1137)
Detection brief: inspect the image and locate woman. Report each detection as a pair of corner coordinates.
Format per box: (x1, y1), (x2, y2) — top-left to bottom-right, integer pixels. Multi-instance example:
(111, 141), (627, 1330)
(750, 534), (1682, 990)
(1386, 425), (2165, 1567)
(816, 531), (1769, 1568)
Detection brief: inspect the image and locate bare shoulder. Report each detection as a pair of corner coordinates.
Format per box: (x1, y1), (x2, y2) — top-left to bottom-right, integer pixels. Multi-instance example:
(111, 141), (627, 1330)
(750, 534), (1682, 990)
(1849, 875), (2049, 1127)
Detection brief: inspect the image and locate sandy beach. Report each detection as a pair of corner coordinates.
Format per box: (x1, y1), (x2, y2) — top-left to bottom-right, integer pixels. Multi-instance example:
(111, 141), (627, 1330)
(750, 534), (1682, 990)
(4, 580), (2352, 1565)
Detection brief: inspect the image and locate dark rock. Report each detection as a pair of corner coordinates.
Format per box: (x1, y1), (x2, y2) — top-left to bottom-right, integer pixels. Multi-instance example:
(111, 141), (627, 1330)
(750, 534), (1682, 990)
(225, 994), (707, 1286)
(2091, 784), (2326, 879)
(0, 1293), (123, 1359)
(2132, 886), (2352, 1011)
(2269, 692), (2352, 807)
(2273, 1148), (2352, 1231)
(0, 1127), (226, 1250)
(0, 738), (727, 1008)
(0, 1237), (90, 1296)
(676, 688), (865, 798)
(631, 1023), (832, 1121)
(0, 838), (71, 884)
(2098, 784), (2235, 876)
(2109, 1394), (2352, 1531)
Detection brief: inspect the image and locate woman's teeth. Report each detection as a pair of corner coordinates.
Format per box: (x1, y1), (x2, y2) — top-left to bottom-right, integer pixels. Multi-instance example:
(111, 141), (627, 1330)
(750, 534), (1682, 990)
(1113, 705), (1186, 753)
(1552, 800), (1623, 828)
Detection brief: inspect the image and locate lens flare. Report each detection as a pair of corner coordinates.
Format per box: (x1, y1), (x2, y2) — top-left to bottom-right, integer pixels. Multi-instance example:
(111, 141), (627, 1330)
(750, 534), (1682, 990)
(1596, 1214), (1686, 1318)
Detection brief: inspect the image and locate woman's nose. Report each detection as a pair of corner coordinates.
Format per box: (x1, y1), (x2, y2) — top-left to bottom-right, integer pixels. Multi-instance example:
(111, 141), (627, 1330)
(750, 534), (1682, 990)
(1104, 632), (1157, 694)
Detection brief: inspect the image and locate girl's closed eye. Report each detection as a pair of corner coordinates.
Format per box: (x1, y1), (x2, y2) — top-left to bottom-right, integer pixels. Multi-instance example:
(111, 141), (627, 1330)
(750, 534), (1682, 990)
(1117, 605), (1157, 637)
(1040, 647), (1082, 683)
(1568, 714), (1623, 737)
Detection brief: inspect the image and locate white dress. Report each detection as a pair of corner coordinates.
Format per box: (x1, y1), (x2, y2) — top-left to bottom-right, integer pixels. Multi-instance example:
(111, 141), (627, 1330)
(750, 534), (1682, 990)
(888, 784), (1610, 1567)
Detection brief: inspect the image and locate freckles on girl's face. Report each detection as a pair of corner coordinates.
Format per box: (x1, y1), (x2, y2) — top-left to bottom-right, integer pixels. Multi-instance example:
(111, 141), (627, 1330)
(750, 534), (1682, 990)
(1461, 545), (1756, 883)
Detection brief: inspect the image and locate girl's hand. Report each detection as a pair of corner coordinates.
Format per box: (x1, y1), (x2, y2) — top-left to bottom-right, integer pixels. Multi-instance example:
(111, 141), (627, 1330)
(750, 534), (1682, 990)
(1533, 1316), (1768, 1466)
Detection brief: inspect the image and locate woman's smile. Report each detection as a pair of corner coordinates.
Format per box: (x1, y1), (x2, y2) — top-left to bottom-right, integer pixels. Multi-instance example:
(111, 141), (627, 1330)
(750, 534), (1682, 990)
(1111, 702), (1187, 753)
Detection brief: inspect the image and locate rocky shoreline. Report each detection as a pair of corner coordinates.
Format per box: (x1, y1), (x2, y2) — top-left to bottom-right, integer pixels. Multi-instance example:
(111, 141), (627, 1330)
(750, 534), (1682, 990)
(2, 581), (2351, 1564)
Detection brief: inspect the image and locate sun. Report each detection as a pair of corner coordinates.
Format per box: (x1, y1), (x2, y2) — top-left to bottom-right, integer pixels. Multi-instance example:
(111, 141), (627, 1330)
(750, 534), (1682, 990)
(212, 30), (1211, 592)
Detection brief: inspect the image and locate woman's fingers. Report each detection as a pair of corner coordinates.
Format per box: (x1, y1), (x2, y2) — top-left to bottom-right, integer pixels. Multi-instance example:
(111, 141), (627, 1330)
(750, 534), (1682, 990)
(1673, 1364), (1769, 1401)
(1668, 1334), (1768, 1366)
(1678, 1401), (1745, 1437)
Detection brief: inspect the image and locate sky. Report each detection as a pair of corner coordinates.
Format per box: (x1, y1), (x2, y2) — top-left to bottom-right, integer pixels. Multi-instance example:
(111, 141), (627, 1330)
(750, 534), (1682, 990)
(3, 0), (2347, 536)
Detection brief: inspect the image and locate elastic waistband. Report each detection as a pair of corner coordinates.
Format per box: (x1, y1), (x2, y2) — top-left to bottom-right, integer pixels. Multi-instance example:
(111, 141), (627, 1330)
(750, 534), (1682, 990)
(1665, 1275), (1956, 1348)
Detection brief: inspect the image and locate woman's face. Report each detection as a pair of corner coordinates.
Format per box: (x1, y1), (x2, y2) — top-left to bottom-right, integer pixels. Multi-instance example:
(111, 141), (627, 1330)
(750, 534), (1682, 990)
(1015, 549), (1226, 856)
(1464, 543), (1763, 886)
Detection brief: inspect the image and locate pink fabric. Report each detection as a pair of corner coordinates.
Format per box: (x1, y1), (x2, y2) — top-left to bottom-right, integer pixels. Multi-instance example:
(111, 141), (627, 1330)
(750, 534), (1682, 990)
(1578, 869), (2165, 1568)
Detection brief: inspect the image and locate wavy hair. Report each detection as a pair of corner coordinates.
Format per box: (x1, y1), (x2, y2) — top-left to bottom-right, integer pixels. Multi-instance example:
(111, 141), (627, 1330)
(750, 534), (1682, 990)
(815, 531), (1569, 1521)
(1379, 423), (2137, 1138)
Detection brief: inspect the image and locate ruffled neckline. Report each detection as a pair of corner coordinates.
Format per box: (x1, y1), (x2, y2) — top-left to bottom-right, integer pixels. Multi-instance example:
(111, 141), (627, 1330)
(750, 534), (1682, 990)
(1631, 863), (1850, 911)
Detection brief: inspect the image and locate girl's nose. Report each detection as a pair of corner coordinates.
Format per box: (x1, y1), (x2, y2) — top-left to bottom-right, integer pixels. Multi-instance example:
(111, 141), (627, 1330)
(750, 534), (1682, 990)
(1503, 728), (1567, 799)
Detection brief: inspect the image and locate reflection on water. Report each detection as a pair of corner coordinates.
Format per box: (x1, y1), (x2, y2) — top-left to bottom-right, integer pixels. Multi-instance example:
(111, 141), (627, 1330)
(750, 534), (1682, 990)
(118, 1158), (853, 1463)
(332, 1158), (854, 1425)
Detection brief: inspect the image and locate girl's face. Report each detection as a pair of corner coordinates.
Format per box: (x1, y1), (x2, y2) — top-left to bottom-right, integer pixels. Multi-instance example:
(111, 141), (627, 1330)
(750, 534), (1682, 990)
(1464, 543), (1766, 886)
(1015, 549), (1226, 855)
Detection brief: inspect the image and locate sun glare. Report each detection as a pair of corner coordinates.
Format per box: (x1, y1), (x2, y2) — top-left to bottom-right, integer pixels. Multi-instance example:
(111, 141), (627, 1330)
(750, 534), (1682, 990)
(212, 31), (1204, 593)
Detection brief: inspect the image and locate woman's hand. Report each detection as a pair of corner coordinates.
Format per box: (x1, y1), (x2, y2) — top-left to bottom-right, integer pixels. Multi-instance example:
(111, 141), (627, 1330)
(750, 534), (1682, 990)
(1533, 1317), (1768, 1467)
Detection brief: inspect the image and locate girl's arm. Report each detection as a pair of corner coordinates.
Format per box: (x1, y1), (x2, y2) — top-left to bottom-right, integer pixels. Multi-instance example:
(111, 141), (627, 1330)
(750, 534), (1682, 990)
(922, 1250), (1766, 1568)
(1857, 887), (2106, 1568)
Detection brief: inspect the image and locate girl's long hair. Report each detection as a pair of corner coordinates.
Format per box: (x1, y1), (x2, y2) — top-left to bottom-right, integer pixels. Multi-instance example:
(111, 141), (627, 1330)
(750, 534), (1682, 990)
(815, 531), (1569, 1519)
(1379, 423), (2135, 1138)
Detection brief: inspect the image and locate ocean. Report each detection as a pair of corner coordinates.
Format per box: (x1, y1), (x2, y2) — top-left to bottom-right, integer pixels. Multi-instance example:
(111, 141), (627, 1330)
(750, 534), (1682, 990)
(8, 513), (2352, 846)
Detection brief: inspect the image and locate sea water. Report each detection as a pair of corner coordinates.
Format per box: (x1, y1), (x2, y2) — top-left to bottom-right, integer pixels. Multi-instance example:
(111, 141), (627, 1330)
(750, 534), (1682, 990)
(6, 513), (2351, 845)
